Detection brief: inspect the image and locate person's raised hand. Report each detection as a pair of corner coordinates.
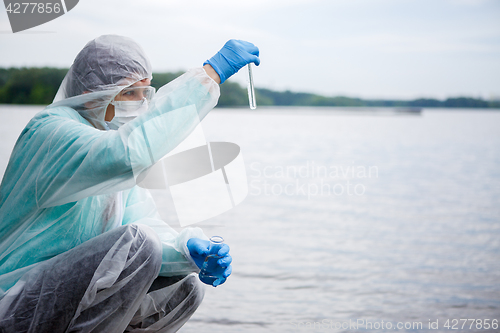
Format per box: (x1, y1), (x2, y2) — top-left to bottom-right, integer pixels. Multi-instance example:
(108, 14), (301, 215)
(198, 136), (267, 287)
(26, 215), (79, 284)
(204, 39), (260, 84)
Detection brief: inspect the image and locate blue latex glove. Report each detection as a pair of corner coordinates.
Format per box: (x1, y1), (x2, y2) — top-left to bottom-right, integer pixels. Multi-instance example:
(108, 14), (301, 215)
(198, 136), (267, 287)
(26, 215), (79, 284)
(187, 238), (233, 287)
(204, 39), (260, 84)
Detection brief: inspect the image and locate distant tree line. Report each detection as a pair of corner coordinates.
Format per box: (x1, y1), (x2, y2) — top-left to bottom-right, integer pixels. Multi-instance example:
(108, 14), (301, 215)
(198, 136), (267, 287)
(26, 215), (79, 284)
(1, 67), (499, 108)
(0, 67), (67, 104)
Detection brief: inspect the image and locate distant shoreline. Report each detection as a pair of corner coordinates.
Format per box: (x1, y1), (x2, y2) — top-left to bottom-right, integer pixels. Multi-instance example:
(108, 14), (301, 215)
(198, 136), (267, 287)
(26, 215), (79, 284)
(2, 105), (498, 113)
(1, 67), (499, 109)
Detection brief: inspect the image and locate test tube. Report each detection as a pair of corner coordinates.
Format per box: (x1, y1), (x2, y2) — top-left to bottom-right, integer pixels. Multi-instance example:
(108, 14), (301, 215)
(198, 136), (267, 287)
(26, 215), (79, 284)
(247, 64), (256, 110)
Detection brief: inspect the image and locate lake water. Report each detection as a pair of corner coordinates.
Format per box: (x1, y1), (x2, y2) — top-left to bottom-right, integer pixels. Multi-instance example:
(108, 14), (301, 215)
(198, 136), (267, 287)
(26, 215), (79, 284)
(1, 106), (499, 332)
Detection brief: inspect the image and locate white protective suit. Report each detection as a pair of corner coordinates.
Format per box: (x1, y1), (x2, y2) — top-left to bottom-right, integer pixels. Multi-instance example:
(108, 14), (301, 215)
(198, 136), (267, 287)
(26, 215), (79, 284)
(0, 35), (219, 332)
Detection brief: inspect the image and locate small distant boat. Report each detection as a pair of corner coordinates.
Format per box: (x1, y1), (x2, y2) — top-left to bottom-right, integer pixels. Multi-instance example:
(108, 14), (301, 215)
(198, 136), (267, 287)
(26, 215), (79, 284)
(395, 107), (422, 114)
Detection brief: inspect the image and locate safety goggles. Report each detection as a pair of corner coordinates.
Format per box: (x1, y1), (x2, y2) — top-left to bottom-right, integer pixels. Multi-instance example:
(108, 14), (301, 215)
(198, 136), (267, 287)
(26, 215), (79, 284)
(115, 86), (156, 102)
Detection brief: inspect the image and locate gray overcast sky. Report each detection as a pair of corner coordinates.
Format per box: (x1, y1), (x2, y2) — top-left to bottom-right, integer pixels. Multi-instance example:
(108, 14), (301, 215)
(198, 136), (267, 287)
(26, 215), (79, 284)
(1, 0), (499, 100)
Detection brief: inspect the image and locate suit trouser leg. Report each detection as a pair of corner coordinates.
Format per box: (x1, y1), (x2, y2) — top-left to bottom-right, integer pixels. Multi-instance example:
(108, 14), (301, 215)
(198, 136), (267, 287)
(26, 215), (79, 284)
(0, 224), (162, 333)
(125, 274), (205, 333)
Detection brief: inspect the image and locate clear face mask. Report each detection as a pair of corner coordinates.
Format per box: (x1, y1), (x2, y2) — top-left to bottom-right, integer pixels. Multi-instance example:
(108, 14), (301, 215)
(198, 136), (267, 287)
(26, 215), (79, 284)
(106, 85), (155, 129)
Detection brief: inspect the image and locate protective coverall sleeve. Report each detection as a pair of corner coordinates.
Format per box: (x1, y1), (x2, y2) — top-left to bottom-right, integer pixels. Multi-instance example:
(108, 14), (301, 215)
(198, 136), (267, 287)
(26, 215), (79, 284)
(122, 185), (208, 276)
(36, 68), (219, 208)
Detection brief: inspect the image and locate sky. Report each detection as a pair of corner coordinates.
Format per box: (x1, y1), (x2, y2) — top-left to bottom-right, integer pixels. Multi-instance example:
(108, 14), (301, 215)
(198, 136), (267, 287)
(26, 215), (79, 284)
(0, 0), (499, 100)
